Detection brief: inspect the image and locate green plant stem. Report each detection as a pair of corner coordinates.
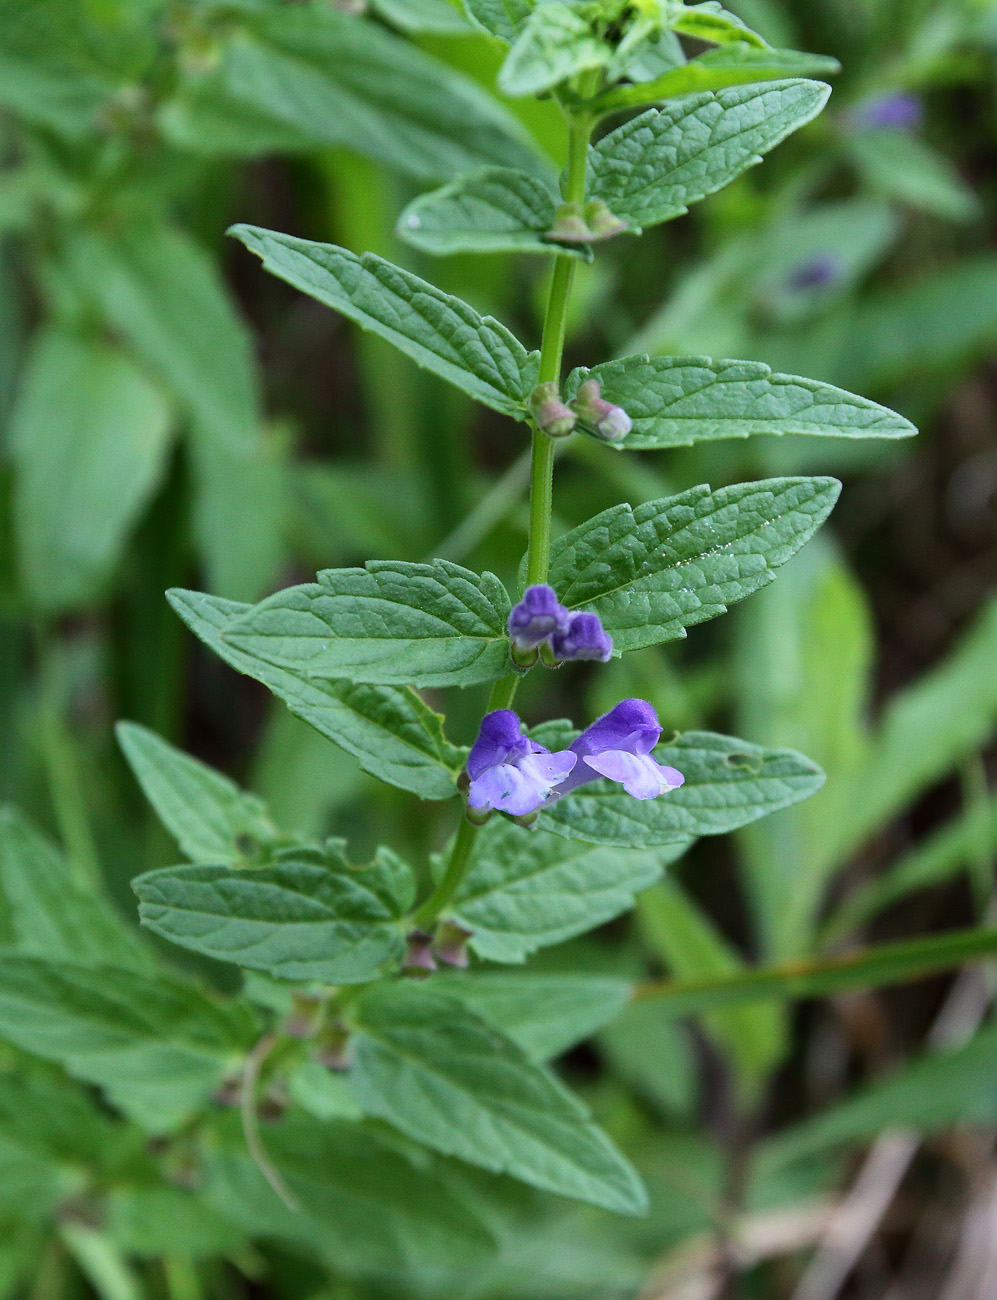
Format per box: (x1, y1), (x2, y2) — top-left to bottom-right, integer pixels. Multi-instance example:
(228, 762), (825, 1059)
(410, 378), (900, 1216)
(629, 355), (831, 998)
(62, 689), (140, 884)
(413, 814), (478, 929)
(525, 112), (592, 588)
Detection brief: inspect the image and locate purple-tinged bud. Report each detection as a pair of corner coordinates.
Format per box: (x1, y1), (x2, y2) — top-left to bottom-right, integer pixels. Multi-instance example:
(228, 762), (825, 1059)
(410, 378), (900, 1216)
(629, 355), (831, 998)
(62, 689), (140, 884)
(546, 201), (592, 244)
(851, 91), (923, 132)
(508, 584), (568, 658)
(530, 381), (576, 438)
(212, 1076), (242, 1109)
(787, 253), (842, 291)
(550, 610), (613, 663)
(583, 199), (628, 241)
(281, 994), (323, 1040)
(432, 921), (473, 968)
(260, 1085), (289, 1124)
(571, 379), (632, 442)
(403, 930), (437, 974)
(316, 1025), (352, 1072)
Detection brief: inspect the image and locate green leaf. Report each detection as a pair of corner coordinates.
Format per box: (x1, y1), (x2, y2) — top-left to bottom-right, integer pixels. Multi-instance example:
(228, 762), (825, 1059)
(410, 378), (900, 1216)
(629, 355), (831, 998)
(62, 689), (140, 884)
(447, 815), (675, 961)
(592, 44), (840, 113)
(0, 957), (256, 1131)
(0, 1074), (121, 1220)
(850, 131), (979, 224)
(230, 225), (538, 417)
(203, 1115), (495, 1272)
(839, 595), (997, 865)
(223, 560), (512, 689)
(63, 222), (260, 453)
(565, 355), (915, 449)
(116, 722), (279, 865)
(769, 1024), (997, 1166)
(0, 0), (120, 136)
(167, 590), (463, 800)
(498, 3), (611, 97)
(0, 807), (151, 972)
(587, 81), (829, 233)
(132, 847), (414, 983)
(431, 970), (632, 1060)
(637, 881), (786, 1093)
(636, 925), (997, 1016)
(161, 6), (545, 183)
(462, 0), (532, 43)
(547, 477), (840, 653)
(106, 1187), (245, 1260)
(349, 981), (648, 1214)
(397, 166), (585, 258)
(537, 728), (825, 847)
(371, 0), (470, 34)
(189, 426), (287, 603)
(733, 541), (875, 959)
(822, 792), (997, 947)
(663, 1), (768, 48)
(10, 328), (174, 612)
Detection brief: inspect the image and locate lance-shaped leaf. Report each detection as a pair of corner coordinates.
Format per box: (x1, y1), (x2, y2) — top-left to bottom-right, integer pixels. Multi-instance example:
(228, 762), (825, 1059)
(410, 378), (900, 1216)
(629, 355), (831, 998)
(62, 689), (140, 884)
(498, 3), (611, 97)
(168, 590), (462, 800)
(548, 477), (839, 653)
(133, 848), (414, 983)
(223, 560), (512, 689)
(0, 808), (152, 973)
(160, 5), (544, 184)
(593, 45), (840, 114)
(446, 815), (682, 962)
(372, 0), (471, 34)
(588, 80), (829, 233)
(565, 355), (915, 449)
(0, 957), (256, 1132)
(462, 0), (532, 43)
(204, 1117), (495, 1272)
(536, 727), (824, 847)
(348, 982), (647, 1214)
(433, 971), (633, 1061)
(663, 1), (767, 48)
(10, 328), (175, 612)
(397, 166), (586, 258)
(116, 722), (279, 865)
(230, 225), (538, 418)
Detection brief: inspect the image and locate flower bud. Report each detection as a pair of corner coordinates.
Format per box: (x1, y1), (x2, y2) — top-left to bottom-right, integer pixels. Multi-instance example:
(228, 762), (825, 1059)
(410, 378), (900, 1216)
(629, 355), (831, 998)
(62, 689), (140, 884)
(508, 584), (566, 654)
(583, 199), (628, 241)
(281, 993), (323, 1040)
(402, 930), (437, 974)
(431, 921), (473, 969)
(530, 382), (576, 438)
(551, 610), (613, 663)
(571, 379), (632, 442)
(316, 1024), (352, 1072)
(546, 201), (592, 244)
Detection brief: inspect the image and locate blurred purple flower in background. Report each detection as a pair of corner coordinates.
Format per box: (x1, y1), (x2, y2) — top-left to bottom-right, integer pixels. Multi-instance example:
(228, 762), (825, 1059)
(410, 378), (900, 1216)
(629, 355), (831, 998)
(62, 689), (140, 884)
(466, 710), (576, 817)
(550, 610), (613, 662)
(555, 699), (685, 800)
(787, 252), (843, 291)
(851, 90), (924, 132)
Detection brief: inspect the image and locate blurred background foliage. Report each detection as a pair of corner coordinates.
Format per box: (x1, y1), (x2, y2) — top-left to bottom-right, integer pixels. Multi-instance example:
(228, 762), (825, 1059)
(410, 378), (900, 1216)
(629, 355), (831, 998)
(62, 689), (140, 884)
(1, 0), (997, 1297)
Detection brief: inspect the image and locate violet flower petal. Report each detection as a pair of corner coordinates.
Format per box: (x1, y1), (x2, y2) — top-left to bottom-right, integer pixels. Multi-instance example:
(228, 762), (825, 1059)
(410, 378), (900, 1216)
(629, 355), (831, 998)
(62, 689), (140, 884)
(583, 750), (685, 800)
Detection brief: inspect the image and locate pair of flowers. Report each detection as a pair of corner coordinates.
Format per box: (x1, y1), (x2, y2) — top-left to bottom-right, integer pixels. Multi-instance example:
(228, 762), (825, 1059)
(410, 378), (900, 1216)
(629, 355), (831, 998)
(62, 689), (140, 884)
(508, 583), (613, 664)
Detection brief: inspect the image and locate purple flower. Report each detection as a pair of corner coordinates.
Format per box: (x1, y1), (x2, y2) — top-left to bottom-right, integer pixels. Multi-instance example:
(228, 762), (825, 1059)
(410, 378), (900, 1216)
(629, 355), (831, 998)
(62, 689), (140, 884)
(550, 610), (613, 662)
(466, 710), (576, 817)
(787, 253), (842, 291)
(554, 699), (684, 800)
(851, 91), (923, 132)
(508, 584), (567, 654)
